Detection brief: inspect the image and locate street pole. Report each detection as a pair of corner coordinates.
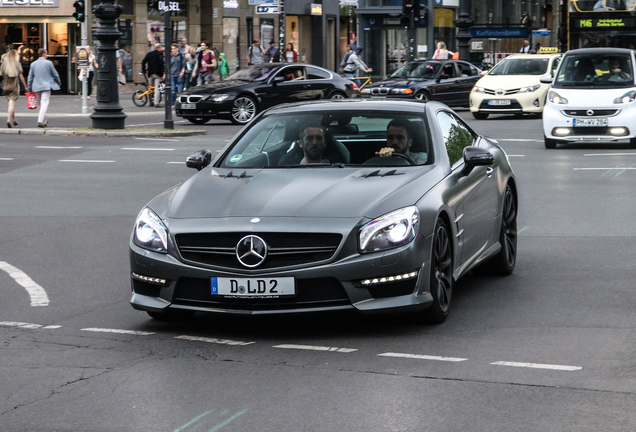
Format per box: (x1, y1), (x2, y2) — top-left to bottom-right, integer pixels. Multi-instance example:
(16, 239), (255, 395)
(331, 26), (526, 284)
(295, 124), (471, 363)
(454, 0), (473, 61)
(90, 0), (127, 129)
(164, 5), (174, 129)
(408, 7), (415, 62)
(427, 0), (435, 58)
(279, 0), (286, 60)
(81, 20), (88, 115)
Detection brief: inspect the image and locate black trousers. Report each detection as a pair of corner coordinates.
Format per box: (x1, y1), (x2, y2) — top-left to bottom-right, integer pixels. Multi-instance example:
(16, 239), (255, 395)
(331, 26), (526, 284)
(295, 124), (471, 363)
(87, 71), (94, 97)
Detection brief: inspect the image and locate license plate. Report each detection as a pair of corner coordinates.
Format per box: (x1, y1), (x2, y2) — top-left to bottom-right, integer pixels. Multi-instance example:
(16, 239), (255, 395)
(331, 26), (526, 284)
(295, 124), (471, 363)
(211, 277), (295, 297)
(181, 103), (196, 109)
(488, 99), (511, 105)
(573, 117), (608, 127)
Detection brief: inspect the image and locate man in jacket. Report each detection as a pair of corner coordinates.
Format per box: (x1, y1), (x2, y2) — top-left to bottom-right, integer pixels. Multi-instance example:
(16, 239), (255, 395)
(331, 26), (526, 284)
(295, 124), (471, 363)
(142, 43), (165, 107)
(170, 43), (186, 103)
(27, 48), (61, 128)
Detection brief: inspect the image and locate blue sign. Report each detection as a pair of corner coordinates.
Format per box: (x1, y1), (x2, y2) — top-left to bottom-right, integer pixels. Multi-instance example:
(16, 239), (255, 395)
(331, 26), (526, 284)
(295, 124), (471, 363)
(469, 28), (528, 38)
(249, 0), (278, 4)
(256, 5), (279, 13)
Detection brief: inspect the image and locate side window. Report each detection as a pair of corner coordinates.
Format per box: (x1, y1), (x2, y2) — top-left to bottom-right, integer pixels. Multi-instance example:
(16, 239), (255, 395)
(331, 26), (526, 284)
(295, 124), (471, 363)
(458, 62), (477, 76)
(443, 63), (456, 78)
(306, 66), (331, 80)
(277, 67), (305, 81)
(551, 57), (560, 74)
(436, 111), (475, 165)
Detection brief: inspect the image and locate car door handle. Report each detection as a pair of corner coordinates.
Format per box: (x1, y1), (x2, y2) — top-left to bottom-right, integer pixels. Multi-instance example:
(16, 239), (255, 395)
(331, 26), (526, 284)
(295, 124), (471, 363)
(486, 167), (494, 177)
(303, 84), (311, 89)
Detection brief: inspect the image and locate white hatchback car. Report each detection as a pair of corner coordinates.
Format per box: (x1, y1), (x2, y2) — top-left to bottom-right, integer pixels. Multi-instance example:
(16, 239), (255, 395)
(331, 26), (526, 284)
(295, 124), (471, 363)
(470, 53), (561, 119)
(542, 47), (636, 149)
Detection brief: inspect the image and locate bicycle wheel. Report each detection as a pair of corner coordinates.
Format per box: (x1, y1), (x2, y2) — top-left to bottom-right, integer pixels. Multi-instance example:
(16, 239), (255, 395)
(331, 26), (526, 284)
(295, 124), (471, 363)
(132, 90), (148, 107)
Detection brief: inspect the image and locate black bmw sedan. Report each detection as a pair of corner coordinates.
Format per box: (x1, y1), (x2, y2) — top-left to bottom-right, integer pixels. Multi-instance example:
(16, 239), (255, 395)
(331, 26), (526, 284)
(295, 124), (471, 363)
(176, 63), (359, 125)
(361, 60), (481, 107)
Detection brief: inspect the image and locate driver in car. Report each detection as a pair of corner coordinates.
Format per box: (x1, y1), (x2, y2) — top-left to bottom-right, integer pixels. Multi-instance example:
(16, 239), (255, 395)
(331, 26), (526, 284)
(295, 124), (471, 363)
(299, 124), (328, 164)
(607, 58), (630, 82)
(375, 118), (427, 164)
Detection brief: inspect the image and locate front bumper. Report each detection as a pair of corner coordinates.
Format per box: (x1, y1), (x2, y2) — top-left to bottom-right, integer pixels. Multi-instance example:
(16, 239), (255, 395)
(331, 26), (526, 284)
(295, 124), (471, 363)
(129, 217), (435, 316)
(470, 88), (547, 114)
(175, 100), (234, 119)
(543, 102), (636, 142)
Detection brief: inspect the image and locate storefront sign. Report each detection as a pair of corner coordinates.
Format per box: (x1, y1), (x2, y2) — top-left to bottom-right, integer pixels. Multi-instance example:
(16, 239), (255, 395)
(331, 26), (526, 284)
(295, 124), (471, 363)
(339, 0), (358, 5)
(572, 17), (636, 29)
(158, 1), (179, 11)
(469, 28), (528, 38)
(223, 0), (238, 8)
(0, 0), (59, 6)
(311, 3), (322, 15)
(249, 0), (278, 4)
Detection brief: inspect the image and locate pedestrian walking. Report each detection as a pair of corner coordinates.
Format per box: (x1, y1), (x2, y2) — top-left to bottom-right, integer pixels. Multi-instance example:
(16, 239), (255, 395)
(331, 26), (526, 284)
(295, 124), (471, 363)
(170, 43), (186, 103)
(432, 42), (454, 59)
(192, 41), (216, 86)
(83, 47), (98, 99)
(247, 40), (264, 66)
(219, 52), (230, 81)
(0, 49), (27, 128)
(141, 43), (165, 107)
(266, 40), (279, 63)
(283, 43), (298, 63)
(342, 47), (371, 87)
(121, 45), (133, 82)
(179, 38), (191, 55)
(183, 46), (194, 90)
(26, 48), (61, 128)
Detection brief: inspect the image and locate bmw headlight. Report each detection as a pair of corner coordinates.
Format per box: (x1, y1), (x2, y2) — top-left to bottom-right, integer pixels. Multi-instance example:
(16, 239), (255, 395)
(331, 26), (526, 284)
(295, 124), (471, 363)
(210, 94), (229, 102)
(472, 86), (486, 93)
(390, 88), (414, 94)
(613, 90), (636, 104)
(548, 90), (568, 104)
(359, 206), (420, 254)
(133, 208), (168, 253)
(519, 84), (541, 93)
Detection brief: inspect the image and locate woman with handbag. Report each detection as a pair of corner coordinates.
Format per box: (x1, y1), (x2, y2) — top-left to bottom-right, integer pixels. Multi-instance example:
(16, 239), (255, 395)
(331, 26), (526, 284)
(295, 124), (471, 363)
(0, 49), (28, 128)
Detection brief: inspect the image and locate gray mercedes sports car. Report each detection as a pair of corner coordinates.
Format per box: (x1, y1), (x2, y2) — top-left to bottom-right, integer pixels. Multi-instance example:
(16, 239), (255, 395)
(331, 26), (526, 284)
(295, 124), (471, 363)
(129, 100), (517, 323)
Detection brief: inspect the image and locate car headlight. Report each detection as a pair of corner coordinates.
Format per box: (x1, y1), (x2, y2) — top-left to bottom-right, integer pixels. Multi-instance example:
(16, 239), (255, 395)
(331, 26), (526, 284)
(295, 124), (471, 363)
(390, 88), (414, 94)
(359, 206), (419, 254)
(133, 208), (168, 253)
(210, 94), (229, 102)
(613, 90), (636, 104)
(518, 84), (541, 93)
(361, 88), (371, 94)
(472, 86), (486, 93)
(548, 90), (568, 104)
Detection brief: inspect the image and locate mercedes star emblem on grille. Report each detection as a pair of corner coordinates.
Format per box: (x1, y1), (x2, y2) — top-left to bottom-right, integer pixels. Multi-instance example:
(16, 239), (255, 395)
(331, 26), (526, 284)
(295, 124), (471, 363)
(236, 235), (268, 268)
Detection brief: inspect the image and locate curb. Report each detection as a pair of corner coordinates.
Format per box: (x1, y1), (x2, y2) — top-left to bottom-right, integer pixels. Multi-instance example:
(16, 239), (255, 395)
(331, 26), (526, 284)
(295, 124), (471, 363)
(0, 128), (206, 137)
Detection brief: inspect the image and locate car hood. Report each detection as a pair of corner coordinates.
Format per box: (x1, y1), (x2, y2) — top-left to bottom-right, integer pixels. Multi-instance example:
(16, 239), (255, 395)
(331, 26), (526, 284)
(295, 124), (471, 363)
(180, 80), (254, 95)
(366, 78), (432, 89)
(550, 87), (633, 106)
(150, 166), (443, 220)
(476, 74), (543, 89)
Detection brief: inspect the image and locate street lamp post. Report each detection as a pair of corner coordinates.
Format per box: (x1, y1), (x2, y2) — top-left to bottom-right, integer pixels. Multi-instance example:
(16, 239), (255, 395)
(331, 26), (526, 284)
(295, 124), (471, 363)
(90, 0), (127, 129)
(454, 0), (474, 61)
(164, 5), (174, 130)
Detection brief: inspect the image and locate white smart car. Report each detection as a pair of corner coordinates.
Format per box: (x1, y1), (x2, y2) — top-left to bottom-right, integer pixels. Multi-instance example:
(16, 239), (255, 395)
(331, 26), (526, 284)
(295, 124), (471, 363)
(542, 47), (636, 149)
(470, 53), (561, 119)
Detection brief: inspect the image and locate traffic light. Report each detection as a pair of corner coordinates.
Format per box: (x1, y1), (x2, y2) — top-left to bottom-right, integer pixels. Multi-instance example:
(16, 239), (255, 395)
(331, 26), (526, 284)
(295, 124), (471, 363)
(73, 0), (85, 22)
(402, 0), (415, 14)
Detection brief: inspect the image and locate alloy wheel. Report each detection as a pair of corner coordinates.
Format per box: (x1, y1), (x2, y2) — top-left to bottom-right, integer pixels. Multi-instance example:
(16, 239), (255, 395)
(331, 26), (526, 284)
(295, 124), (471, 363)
(432, 221), (452, 313)
(232, 96), (256, 124)
(502, 188), (517, 269)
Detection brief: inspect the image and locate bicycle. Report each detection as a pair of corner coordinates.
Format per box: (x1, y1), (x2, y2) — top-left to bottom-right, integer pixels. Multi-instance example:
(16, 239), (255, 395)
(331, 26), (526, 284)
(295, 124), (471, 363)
(344, 75), (372, 90)
(132, 73), (165, 107)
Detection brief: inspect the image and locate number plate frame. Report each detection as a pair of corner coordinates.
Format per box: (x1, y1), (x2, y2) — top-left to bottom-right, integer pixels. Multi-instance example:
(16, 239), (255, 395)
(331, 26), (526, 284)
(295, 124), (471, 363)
(181, 103), (196, 109)
(488, 99), (512, 106)
(211, 277), (295, 297)
(573, 117), (608, 127)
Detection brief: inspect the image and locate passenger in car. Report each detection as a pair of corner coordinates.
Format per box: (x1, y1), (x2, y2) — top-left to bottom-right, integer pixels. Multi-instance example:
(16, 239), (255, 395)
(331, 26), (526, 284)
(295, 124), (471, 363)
(299, 124), (328, 164)
(375, 118), (427, 164)
(606, 58), (630, 82)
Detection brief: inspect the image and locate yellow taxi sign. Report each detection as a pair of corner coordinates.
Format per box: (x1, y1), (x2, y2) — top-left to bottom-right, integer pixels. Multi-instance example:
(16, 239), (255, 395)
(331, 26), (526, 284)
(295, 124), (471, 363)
(540, 47), (559, 54)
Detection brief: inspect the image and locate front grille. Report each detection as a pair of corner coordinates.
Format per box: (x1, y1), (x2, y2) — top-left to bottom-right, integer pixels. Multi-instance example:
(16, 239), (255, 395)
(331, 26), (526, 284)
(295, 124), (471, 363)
(367, 278), (418, 299)
(172, 277), (350, 310)
(561, 109), (620, 117)
(369, 88), (390, 95)
(131, 279), (162, 297)
(176, 232), (343, 270)
(483, 88), (519, 95)
(178, 95), (204, 103)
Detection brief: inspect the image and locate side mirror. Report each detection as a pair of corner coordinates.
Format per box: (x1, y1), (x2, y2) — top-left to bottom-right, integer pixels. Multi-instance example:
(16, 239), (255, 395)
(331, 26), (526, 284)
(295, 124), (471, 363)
(186, 149), (212, 171)
(272, 76), (285, 84)
(461, 146), (494, 176)
(437, 74), (450, 82)
(540, 73), (553, 84)
(479, 70), (489, 76)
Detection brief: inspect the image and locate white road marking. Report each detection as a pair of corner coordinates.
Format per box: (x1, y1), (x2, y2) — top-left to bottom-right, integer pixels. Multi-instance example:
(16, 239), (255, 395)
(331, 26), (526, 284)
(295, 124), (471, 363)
(42, 325), (62, 329)
(273, 344), (358, 353)
(573, 167), (636, 170)
(584, 153), (636, 156)
(132, 138), (181, 142)
(36, 146), (83, 149)
(167, 161), (185, 164)
(59, 159), (116, 163)
(491, 361), (582, 371)
(0, 157), (14, 160)
(175, 335), (255, 346)
(507, 155), (526, 157)
(81, 328), (155, 335)
(0, 321), (42, 329)
(378, 352), (467, 362)
(0, 261), (49, 306)
(122, 146), (176, 150)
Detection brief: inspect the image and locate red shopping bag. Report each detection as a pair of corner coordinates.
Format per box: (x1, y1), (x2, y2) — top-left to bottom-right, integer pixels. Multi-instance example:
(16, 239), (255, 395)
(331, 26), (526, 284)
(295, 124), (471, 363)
(26, 92), (37, 110)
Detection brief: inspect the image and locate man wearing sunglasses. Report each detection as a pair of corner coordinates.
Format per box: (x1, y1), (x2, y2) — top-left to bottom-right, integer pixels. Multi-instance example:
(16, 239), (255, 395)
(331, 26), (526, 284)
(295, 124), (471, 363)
(375, 118), (427, 164)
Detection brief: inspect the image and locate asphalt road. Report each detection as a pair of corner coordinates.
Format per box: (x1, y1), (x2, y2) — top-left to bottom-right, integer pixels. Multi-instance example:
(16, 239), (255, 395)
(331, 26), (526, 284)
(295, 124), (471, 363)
(1, 110), (635, 431)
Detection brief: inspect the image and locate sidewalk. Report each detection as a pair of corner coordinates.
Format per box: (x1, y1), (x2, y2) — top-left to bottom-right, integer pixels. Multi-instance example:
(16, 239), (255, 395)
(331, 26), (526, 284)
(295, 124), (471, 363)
(0, 92), (206, 137)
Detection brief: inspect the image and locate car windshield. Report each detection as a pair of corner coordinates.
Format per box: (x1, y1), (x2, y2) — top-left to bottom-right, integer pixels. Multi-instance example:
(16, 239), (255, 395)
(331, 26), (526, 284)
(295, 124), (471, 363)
(488, 58), (549, 75)
(553, 53), (634, 88)
(390, 61), (440, 79)
(226, 65), (277, 82)
(219, 110), (432, 168)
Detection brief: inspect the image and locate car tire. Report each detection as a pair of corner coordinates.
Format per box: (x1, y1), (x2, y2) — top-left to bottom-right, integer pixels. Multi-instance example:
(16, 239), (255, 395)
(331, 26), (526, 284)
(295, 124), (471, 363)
(132, 90), (148, 107)
(147, 310), (196, 321)
(414, 91), (430, 102)
(230, 95), (257, 125)
(187, 117), (210, 125)
(472, 112), (489, 120)
(425, 217), (454, 324)
(544, 136), (558, 149)
(630, 138), (636, 149)
(473, 185), (517, 276)
(329, 92), (347, 100)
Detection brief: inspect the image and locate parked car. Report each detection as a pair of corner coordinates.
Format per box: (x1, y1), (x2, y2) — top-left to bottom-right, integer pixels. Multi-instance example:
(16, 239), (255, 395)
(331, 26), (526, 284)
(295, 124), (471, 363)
(542, 47), (636, 149)
(175, 63), (358, 125)
(130, 100), (517, 323)
(360, 60), (481, 107)
(470, 53), (562, 119)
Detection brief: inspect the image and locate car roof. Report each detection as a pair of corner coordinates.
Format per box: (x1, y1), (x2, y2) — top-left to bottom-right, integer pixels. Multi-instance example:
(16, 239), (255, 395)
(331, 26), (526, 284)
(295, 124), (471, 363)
(261, 99), (437, 115)
(505, 53), (560, 59)
(564, 47), (634, 56)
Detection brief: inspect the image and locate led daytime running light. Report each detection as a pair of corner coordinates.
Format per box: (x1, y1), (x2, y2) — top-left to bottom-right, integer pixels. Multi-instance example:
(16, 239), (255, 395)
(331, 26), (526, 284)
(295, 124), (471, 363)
(132, 273), (167, 285)
(360, 271), (419, 286)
